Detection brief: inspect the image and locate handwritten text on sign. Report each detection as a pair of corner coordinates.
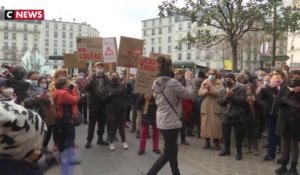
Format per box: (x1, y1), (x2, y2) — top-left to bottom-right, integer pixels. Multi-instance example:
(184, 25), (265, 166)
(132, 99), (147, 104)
(77, 37), (103, 61)
(134, 57), (158, 95)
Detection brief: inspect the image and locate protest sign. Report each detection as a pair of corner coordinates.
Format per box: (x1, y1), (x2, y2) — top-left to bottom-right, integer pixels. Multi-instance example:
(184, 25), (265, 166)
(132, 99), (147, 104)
(77, 37), (103, 61)
(63, 52), (86, 69)
(103, 37), (118, 63)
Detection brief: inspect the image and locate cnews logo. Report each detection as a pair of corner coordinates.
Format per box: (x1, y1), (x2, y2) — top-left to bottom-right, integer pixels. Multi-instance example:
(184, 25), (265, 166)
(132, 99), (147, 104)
(4, 10), (44, 20)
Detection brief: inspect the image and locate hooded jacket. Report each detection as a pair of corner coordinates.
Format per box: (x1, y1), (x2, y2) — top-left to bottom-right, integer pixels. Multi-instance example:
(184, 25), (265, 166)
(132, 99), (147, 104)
(152, 76), (195, 130)
(53, 88), (79, 118)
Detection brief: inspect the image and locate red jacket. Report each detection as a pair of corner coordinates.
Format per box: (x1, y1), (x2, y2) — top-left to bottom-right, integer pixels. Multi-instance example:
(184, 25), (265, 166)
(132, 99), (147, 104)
(53, 88), (79, 118)
(182, 99), (193, 122)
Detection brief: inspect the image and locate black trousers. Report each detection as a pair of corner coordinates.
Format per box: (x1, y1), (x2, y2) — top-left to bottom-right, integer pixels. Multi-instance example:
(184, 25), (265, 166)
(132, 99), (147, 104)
(78, 103), (88, 122)
(87, 107), (107, 143)
(147, 129), (181, 175)
(222, 123), (244, 154)
(180, 121), (186, 142)
(107, 113), (126, 143)
(43, 125), (54, 148)
(53, 117), (75, 152)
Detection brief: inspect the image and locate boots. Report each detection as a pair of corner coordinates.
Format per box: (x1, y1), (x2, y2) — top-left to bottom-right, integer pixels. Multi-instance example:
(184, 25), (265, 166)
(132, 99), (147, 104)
(288, 162), (298, 175)
(275, 159), (289, 175)
(213, 139), (221, 151)
(203, 138), (211, 149)
(252, 139), (259, 156)
(245, 138), (252, 154)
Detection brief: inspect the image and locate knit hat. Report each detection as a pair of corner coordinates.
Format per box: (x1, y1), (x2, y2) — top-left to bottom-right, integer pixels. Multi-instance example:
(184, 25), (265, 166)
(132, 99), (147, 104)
(0, 101), (47, 159)
(225, 74), (236, 81)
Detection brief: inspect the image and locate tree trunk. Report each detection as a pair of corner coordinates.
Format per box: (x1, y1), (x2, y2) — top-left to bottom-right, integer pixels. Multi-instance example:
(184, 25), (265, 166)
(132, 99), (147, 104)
(231, 41), (238, 71)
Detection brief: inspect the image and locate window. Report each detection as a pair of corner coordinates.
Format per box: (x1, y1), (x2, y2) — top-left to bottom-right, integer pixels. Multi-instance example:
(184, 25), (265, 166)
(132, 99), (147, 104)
(12, 43), (17, 50)
(4, 32), (8, 40)
(63, 24), (66, 30)
(159, 28), (162, 34)
(62, 49), (66, 54)
(168, 27), (172, 33)
(280, 48), (284, 54)
(143, 48), (146, 56)
(151, 47), (155, 52)
(34, 35), (38, 42)
(23, 34), (27, 41)
(4, 53), (9, 59)
(24, 24), (28, 31)
(159, 18), (162, 25)
(46, 22), (49, 28)
(54, 23), (58, 29)
(78, 33), (81, 36)
(151, 29), (155, 35)
(70, 41), (73, 48)
(143, 21), (147, 27)
(62, 40), (66, 47)
(54, 40), (58, 47)
(34, 25), (38, 32)
(152, 19), (155, 26)
(206, 62), (210, 67)
(151, 38), (155, 44)
(177, 43), (182, 50)
(143, 30), (147, 36)
(168, 36), (172, 43)
(158, 46), (162, 53)
(79, 26), (82, 32)
(188, 22), (192, 29)
(187, 53), (191, 60)
(4, 42), (8, 49)
(53, 65), (58, 69)
(45, 48), (49, 55)
(4, 23), (8, 29)
(12, 23), (16, 30)
(70, 25), (73, 31)
(178, 53), (182, 60)
(54, 31), (58, 38)
(62, 32), (66, 39)
(70, 33), (73, 39)
(158, 37), (162, 44)
(196, 52), (200, 59)
(205, 30), (210, 36)
(45, 39), (49, 46)
(168, 46), (171, 53)
(12, 33), (16, 40)
(179, 23), (182, 30)
(187, 43), (191, 50)
(169, 17), (172, 24)
(33, 44), (38, 50)
(54, 48), (57, 55)
(45, 30), (49, 37)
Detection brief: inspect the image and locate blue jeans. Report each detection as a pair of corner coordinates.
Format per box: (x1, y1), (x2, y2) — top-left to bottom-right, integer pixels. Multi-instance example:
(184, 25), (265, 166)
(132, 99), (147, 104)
(267, 116), (280, 158)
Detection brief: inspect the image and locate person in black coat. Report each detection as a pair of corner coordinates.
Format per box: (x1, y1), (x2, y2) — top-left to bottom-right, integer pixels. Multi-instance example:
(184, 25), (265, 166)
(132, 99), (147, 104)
(85, 62), (110, 149)
(105, 72), (129, 151)
(218, 74), (247, 161)
(275, 70), (300, 175)
(259, 69), (286, 161)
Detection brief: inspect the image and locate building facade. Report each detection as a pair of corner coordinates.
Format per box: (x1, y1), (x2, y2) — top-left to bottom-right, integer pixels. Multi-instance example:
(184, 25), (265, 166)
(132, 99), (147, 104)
(0, 6), (99, 72)
(142, 15), (288, 71)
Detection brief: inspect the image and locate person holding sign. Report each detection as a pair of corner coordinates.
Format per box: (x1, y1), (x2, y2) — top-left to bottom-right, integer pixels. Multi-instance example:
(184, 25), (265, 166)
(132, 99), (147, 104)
(137, 94), (161, 155)
(85, 62), (110, 149)
(147, 56), (195, 175)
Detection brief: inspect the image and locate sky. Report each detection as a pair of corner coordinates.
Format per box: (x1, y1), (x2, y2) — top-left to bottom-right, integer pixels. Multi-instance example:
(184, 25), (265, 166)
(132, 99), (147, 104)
(0, 0), (164, 39)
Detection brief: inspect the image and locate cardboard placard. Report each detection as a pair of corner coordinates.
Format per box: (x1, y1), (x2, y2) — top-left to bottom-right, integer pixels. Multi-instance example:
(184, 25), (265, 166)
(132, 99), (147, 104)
(63, 53), (86, 69)
(77, 37), (103, 61)
(150, 52), (171, 60)
(103, 37), (118, 63)
(134, 57), (158, 95)
(117, 36), (144, 68)
(104, 63), (116, 72)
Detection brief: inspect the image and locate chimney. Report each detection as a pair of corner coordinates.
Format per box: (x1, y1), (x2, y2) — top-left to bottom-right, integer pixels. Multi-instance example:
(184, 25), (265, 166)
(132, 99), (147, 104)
(59, 17), (62, 21)
(73, 18), (76, 23)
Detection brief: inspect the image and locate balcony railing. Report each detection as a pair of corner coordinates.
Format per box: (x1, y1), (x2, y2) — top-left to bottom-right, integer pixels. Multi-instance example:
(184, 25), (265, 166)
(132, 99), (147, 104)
(0, 26), (41, 33)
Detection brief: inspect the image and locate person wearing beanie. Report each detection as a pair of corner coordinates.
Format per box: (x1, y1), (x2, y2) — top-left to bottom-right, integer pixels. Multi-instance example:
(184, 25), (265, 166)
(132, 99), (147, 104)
(0, 100), (47, 175)
(218, 73), (247, 160)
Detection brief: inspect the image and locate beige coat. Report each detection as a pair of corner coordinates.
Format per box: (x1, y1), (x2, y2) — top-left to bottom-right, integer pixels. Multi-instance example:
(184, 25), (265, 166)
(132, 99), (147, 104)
(198, 79), (223, 139)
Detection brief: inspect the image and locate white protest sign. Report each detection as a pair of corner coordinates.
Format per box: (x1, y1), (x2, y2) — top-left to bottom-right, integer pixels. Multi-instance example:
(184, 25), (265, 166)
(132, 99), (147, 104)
(103, 37), (118, 63)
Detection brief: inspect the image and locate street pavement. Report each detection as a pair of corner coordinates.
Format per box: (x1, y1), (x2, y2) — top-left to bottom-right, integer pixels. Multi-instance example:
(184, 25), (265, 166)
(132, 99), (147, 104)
(46, 124), (283, 175)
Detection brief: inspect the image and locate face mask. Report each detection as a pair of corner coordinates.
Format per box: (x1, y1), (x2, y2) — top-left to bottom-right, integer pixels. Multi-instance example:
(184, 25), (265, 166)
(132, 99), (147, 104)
(263, 80), (269, 86)
(288, 79), (300, 88)
(208, 75), (216, 81)
(96, 68), (103, 74)
(31, 80), (38, 86)
(258, 76), (264, 81)
(39, 83), (47, 90)
(226, 80), (233, 87)
(2, 87), (14, 98)
(112, 78), (118, 83)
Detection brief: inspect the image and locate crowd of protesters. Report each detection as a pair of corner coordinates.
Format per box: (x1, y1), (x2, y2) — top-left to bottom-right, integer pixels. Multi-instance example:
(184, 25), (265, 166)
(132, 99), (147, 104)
(0, 58), (299, 175)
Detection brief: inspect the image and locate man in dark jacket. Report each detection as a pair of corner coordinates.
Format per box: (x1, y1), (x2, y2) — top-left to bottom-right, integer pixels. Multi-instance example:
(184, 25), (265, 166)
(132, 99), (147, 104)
(218, 74), (247, 161)
(85, 62), (110, 149)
